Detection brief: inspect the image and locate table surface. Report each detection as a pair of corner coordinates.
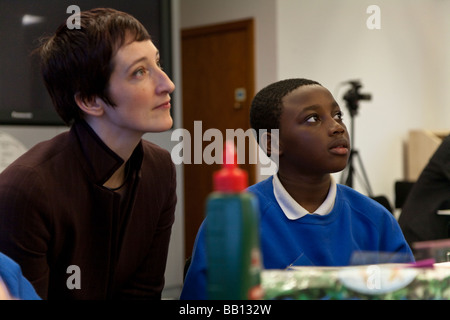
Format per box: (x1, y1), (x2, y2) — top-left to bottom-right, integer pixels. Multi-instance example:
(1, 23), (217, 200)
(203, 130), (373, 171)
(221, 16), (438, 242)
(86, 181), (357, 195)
(262, 263), (450, 300)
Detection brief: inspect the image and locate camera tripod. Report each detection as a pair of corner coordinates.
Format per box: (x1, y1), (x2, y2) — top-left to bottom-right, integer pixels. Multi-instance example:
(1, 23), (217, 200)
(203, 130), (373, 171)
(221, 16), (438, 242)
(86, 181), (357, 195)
(339, 81), (374, 197)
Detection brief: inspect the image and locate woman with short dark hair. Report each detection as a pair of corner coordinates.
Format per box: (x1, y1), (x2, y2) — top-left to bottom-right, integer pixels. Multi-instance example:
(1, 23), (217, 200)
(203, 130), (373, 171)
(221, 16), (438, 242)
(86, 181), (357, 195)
(0, 8), (177, 300)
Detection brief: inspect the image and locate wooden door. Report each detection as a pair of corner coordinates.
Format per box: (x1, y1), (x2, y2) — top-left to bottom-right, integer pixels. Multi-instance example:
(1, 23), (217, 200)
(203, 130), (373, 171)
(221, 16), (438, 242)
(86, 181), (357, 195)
(181, 19), (256, 258)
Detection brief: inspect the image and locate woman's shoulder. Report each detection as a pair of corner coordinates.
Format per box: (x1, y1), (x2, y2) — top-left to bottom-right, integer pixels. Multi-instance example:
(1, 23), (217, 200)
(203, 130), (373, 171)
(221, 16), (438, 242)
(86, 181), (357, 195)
(141, 139), (172, 159)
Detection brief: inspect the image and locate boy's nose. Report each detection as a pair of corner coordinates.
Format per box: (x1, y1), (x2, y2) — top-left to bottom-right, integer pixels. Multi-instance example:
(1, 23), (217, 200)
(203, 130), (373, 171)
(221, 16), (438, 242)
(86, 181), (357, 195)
(330, 121), (346, 135)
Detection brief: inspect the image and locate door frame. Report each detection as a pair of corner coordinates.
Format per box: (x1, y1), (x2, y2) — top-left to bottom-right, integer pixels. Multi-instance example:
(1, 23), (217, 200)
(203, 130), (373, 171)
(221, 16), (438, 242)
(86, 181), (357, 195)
(181, 19), (256, 258)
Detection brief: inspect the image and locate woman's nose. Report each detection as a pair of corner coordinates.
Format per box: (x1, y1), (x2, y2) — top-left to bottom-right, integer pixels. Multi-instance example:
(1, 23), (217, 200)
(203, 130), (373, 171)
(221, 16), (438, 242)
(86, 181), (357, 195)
(157, 70), (175, 95)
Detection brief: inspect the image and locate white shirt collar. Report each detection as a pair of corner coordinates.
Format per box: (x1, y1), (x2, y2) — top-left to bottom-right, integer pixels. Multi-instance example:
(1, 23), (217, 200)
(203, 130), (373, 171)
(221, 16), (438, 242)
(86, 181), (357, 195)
(273, 174), (337, 220)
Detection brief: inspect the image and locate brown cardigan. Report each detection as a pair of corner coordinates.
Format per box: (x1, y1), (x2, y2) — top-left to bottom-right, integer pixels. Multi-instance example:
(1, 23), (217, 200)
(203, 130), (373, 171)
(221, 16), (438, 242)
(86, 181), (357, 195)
(0, 121), (176, 299)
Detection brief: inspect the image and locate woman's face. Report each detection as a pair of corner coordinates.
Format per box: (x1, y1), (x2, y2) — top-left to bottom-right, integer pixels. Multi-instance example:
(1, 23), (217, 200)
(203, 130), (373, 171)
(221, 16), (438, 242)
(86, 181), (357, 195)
(103, 38), (175, 135)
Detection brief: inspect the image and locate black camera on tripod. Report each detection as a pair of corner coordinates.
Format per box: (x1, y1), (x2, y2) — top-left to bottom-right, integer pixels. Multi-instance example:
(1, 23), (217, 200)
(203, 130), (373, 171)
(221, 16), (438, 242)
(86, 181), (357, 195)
(343, 80), (372, 116)
(340, 79), (373, 195)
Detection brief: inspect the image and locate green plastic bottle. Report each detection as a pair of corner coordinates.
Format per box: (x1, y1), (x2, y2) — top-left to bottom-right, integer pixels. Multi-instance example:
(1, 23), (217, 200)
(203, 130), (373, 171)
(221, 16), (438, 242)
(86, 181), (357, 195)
(205, 141), (263, 300)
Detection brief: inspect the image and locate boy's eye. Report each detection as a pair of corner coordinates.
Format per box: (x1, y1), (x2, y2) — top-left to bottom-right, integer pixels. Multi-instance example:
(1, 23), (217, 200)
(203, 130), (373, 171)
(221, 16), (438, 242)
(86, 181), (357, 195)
(305, 114), (320, 123)
(334, 111), (344, 120)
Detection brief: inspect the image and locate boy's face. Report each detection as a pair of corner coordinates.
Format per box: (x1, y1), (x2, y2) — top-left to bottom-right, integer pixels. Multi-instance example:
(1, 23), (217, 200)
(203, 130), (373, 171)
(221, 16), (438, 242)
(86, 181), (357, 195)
(278, 85), (350, 176)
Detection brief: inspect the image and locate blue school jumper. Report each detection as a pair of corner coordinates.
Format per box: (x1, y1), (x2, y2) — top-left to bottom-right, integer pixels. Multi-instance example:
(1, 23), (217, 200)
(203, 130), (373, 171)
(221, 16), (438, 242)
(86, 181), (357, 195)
(180, 176), (413, 300)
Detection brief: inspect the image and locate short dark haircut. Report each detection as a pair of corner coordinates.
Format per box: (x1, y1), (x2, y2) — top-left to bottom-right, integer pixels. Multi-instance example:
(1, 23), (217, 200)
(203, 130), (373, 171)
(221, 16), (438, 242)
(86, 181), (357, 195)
(250, 78), (322, 141)
(36, 8), (151, 125)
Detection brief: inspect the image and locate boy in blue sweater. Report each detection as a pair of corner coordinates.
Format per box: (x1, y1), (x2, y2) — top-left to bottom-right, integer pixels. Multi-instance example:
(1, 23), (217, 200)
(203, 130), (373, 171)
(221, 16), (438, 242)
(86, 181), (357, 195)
(181, 78), (413, 299)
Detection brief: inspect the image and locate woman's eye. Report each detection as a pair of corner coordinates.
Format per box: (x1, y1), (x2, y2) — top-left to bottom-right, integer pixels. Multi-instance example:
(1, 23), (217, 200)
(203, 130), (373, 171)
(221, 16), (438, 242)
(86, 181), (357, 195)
(133, 68), (147, 77)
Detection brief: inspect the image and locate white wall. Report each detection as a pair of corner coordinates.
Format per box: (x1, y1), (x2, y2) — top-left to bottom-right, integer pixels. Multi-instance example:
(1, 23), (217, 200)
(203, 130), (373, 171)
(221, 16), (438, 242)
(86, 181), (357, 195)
(276, 0), (450, 203)
(179, 0), (450, 206)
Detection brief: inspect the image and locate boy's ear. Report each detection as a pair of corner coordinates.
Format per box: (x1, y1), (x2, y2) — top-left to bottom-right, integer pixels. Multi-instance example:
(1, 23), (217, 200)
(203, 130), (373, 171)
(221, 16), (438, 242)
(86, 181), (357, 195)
(74, 93), (105, 117)
(260, 131), (282, 158)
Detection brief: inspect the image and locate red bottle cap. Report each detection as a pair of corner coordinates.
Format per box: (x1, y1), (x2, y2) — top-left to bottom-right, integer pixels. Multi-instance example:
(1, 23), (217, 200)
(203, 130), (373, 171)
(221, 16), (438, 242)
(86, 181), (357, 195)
(213, 141), (248, 192)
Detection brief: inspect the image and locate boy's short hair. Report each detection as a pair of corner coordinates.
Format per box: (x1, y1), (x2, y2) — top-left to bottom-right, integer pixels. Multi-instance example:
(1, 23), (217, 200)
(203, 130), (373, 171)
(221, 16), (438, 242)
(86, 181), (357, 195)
(36, 8), (151, 125)
(250, 78), (321, 142)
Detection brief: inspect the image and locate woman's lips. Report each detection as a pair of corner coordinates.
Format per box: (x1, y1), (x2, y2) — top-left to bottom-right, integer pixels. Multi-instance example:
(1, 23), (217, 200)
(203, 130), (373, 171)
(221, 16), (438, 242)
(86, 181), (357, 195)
(154, 101), (171, 110)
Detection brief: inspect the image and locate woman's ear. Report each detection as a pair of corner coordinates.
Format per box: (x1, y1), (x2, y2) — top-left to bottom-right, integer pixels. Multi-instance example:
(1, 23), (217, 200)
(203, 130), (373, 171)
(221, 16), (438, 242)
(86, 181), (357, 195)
(74, 93), (105, 117)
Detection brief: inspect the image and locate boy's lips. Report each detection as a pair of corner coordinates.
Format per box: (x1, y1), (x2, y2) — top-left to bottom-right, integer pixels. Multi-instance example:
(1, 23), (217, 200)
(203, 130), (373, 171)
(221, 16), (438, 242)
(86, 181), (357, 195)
(329, 139), (350, 155)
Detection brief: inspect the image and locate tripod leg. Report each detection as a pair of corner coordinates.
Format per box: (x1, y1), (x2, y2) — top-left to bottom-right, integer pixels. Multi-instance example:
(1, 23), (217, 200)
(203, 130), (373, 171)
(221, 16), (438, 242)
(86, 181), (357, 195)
(345, 166), (354, 188)
(340, 150), (354, 187)
(353, 151), (374, 197)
